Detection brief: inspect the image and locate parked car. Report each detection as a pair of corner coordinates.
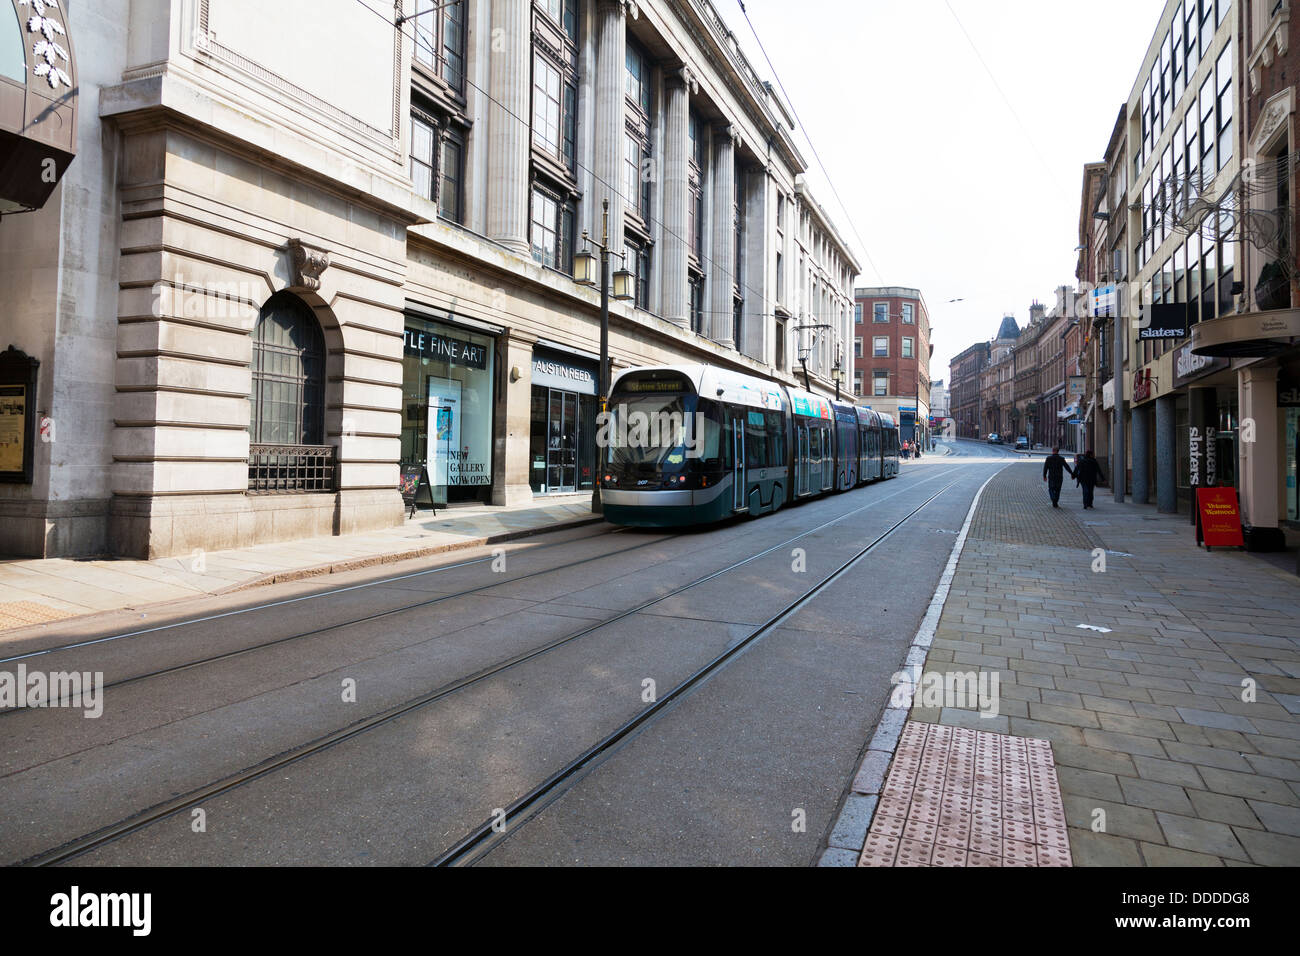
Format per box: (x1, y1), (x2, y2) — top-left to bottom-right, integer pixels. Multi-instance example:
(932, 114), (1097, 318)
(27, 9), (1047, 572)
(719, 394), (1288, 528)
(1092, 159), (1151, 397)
(1015, 436), (1029, 450)
(987, 433), (1001, 444)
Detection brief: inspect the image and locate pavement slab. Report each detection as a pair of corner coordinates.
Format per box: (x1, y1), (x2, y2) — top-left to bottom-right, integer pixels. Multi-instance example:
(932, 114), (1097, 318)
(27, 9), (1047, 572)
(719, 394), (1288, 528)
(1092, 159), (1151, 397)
(834, 460), (1300, 867)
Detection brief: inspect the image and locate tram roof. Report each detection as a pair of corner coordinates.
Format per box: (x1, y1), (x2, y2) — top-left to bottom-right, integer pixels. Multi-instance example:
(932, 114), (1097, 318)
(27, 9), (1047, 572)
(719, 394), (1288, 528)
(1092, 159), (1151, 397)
(611, 364), (787, 412)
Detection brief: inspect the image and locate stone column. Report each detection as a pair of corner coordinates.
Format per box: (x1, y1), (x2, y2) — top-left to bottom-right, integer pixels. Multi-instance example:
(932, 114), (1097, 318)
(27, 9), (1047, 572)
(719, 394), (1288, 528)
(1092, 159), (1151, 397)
(1240, 365), (1281, 532)
(486, 0), (531, 256)
(660, 68), (692, 327)
(593, 0), (627, 251)
(1130, 403), (1150, 505)
(1155, 395), (1178, 513)
(710, 126), (736, 347)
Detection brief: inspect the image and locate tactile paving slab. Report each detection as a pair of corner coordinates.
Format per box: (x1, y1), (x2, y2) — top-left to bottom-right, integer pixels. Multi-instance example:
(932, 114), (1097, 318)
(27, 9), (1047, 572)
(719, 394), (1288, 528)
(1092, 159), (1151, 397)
(858, 721), (1071, 867)
(0, 601), (75, 631)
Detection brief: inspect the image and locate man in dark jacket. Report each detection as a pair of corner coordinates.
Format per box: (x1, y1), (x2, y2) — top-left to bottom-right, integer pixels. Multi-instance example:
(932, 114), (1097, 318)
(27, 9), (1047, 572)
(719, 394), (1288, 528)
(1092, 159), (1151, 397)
(1074, 449), (1106, 509)
(1043, 447), (1074, 508)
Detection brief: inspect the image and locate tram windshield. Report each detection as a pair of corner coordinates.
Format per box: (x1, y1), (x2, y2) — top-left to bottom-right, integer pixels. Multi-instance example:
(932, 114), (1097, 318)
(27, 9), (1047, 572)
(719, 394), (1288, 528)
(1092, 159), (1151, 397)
(604, 393), (724, 475)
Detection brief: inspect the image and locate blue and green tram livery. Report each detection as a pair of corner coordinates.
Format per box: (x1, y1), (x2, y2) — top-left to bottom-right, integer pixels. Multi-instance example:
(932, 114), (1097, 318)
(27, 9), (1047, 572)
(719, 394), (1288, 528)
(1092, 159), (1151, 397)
(600, 364), (900, 528)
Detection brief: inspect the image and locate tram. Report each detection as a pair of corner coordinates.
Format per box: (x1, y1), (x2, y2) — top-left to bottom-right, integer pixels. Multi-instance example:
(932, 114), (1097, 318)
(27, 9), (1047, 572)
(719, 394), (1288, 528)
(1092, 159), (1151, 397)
(600, 364), (901, 528)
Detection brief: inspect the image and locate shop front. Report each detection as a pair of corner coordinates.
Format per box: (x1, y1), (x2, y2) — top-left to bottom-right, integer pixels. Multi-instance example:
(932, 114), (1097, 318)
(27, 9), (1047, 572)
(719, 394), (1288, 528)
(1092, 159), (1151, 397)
(529, 348), (598, 495)
(401, 315), (497, 506)
(1281, 364), (1299, 525)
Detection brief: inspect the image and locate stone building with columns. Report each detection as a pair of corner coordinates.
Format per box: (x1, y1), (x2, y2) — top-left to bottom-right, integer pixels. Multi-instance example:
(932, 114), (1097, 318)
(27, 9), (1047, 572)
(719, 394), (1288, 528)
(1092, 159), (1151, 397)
(0, 0), (859, 559)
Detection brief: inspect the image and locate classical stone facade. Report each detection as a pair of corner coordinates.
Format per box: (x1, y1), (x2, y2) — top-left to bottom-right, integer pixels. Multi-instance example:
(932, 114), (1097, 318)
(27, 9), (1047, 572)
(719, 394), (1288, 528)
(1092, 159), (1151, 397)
(0, 0), (860, 559)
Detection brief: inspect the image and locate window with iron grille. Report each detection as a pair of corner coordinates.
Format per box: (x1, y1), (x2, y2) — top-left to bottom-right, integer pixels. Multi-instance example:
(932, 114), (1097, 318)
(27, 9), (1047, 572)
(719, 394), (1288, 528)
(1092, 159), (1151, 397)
(249, 293), (333, 493)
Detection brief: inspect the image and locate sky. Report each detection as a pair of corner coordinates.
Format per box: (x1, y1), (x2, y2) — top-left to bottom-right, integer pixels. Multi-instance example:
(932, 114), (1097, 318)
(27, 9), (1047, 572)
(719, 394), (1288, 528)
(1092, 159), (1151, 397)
(714, 0), (1168, 385)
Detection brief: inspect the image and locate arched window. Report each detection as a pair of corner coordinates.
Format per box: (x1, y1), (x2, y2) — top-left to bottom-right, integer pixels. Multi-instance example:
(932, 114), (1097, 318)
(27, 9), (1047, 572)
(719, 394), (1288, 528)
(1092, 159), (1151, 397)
(250, 293), (325, 446)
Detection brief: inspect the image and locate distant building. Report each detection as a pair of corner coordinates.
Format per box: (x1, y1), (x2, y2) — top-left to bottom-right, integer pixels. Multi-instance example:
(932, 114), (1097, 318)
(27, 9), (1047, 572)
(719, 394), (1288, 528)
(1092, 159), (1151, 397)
(853, 287), (931, 444)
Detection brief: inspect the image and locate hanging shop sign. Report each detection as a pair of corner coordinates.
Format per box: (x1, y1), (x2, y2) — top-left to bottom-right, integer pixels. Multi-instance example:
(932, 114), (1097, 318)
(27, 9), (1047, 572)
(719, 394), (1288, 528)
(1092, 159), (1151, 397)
(1133, 369), (1153, 403)
(1138, 303), (1191, 340)
(1195, 487), (1244, 550)
(0, 345), (38, 483)
(404, 327), (488, 370)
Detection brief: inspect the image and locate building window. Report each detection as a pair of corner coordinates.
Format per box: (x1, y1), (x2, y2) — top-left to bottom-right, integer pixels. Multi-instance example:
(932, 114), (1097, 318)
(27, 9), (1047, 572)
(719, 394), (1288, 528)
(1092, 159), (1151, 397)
(775, 316), (786, 370)
(776, 251), (784, 302)
(541, 0), (577, 42)
(250, 293), (326, 447)
(873, 336), (889, 358)
(533, 54), (577, 172)
(854, 370), (863, 396)
(531, 186), (575, 274)
(902, 303), (914, 324)
(690, 274), (705, 334)
(411, 113), (463, 224)
(902, 337), (915, 359)
(854, 337), (863, 358)
(873, 303), (888, 322)
(413, 0), (466, 94)
(625, 240), (650, 310)
(625, 42), (652, 114)
(439, 131), (464, 223)
(1216, 45), (1232, 171)
(873, 369), (889, 396)
(688, 113), (705, 262)
(624, 133), (651, 223)
(855, 303), (863, 324)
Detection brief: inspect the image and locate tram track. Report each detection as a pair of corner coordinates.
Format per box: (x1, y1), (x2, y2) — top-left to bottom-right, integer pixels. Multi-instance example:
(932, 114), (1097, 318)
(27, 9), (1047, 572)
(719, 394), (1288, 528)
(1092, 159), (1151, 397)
(431, 479), (962, 866)
(0, 528), (677, 716)
(20, 468), (967, 868)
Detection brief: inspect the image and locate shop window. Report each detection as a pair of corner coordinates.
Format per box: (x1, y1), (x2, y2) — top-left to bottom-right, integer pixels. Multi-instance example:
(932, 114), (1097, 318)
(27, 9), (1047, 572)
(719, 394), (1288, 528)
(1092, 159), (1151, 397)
(402, 318), (495, 505)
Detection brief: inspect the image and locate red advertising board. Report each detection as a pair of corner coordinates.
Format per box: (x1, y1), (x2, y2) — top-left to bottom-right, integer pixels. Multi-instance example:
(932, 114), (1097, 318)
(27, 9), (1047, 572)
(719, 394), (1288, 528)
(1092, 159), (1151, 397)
(1195, 487), (1244, 550)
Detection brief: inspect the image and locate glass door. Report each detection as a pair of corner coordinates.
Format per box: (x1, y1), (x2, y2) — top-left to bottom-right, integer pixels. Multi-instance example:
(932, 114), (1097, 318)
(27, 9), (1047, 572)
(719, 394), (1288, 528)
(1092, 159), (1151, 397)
(545, 389), (578, 493)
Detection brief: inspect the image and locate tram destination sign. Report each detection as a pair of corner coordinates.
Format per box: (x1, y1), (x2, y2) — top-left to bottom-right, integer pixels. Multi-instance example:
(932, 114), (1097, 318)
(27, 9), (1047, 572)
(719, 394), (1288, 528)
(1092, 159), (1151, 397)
(403, 328), (488, 369)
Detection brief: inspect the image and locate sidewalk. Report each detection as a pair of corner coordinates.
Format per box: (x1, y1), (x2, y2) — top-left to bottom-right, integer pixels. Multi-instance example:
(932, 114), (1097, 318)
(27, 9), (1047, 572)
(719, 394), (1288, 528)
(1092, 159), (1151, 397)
(830, 461), (1300, 866)
(0, 496), (602, 635)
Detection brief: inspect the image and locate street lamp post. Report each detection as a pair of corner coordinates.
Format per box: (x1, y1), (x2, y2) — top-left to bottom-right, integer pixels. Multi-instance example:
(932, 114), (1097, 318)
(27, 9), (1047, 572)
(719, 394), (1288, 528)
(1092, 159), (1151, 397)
(574, 200), (633, 515)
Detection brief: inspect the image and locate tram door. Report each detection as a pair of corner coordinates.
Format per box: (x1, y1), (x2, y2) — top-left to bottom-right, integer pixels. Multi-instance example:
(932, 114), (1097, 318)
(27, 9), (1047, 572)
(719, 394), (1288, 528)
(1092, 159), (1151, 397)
(732, 414), (746, 510)
(809, 427), (823, 491)
(797, 424), (810, 495)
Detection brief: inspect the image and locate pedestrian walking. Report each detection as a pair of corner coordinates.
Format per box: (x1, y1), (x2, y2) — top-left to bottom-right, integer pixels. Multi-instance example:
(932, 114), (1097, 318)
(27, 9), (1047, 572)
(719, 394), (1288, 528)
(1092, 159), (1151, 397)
(1074, 449), (1106, 510)
(1042, 446), (1074, 508)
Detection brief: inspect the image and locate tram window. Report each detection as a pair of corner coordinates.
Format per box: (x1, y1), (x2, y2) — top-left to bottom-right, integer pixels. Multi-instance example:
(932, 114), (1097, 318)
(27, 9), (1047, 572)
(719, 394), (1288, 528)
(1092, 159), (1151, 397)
(766, 411), (785, 466)
(745, 410), (769, 468)
(698, 404), (723, 466)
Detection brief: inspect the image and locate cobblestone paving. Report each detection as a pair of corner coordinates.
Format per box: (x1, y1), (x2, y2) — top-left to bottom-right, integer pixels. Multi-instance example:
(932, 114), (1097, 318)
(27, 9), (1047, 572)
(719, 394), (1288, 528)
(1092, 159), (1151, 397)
(913, 461), (1300, 866)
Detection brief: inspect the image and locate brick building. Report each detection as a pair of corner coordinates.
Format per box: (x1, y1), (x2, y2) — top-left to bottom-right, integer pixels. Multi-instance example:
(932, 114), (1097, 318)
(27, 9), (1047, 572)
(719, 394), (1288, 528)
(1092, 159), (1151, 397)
(853, 287), (932, 444)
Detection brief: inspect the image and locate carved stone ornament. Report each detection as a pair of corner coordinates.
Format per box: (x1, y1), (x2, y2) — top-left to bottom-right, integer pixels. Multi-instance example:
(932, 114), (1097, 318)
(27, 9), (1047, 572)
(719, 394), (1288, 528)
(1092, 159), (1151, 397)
(1252, 88), (1294, 155)
(287, 238), (330, 292)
